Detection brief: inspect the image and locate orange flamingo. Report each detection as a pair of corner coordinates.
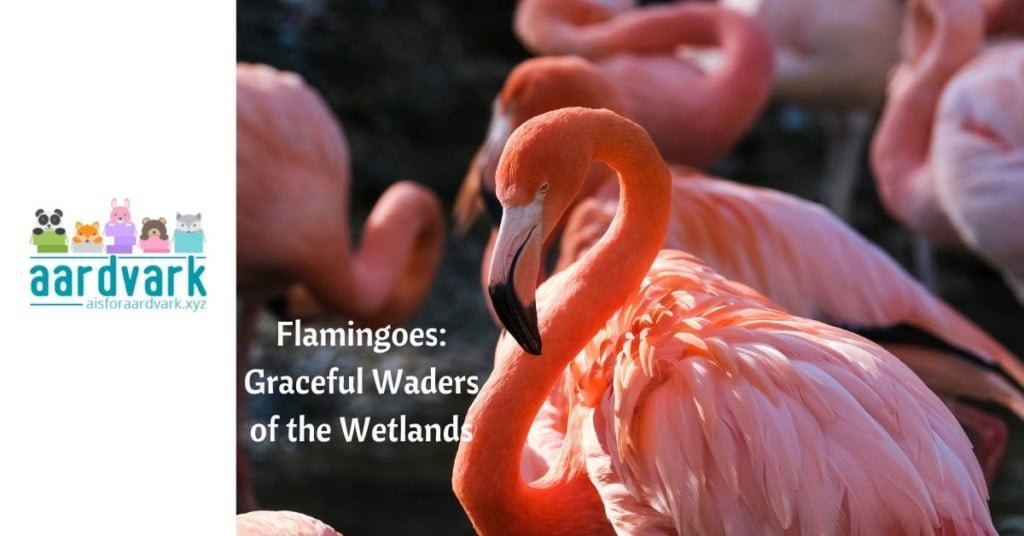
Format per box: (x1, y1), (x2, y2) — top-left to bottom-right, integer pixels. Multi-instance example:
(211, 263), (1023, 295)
(237, 511), (342, 536)
(457, 55), (1024, 483)
(236, 63), (446, 509)
(453, 107), (995, 534)
(513, 1), (773, 170)
(872, 0), (1024, 301)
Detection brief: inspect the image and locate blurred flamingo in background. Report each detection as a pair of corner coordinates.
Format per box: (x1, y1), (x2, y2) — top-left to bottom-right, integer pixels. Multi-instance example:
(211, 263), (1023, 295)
(456, 55), (1024, 484)
(237, 63), (445, 326)
(872, 0), (1024, 302)
(453, 107), (996, 534)
(934, 44), (1024, 302)
(712, 0), (903, 218)
(237, 511), (342, 536)
(513, 1), (773, 169)
(235, 63), (446, 509)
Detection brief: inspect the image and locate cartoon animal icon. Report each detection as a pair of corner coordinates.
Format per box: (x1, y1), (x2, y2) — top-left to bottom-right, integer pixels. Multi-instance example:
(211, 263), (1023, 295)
(73, 222), (103, 243)
(173, 212), (205, 253)
(104, 197), (137, 254)
(33, 209), (65, 235)
(109, 198), (132, 225)
(138, 217), (171, 253)
(70, 221), (104, 253)
(30, 208), (67, 253)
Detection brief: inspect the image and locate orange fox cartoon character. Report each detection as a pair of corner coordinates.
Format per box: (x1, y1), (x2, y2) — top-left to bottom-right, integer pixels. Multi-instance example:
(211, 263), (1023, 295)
(72, 222), (103, 244)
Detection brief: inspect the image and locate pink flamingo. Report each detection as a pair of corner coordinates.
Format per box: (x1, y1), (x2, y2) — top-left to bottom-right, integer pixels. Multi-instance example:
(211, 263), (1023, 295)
(513, 1), (773, 170)
(933, 44), (1024, 301)
(457, 55), (1024, 483)
(237, 511), (342, 536)
(453, 107), (995, 534)
(236, 63), (446, 509)
(237, 63), (445, 324)
(872, 0), (1024, 301)
(715, 0), (903, 218)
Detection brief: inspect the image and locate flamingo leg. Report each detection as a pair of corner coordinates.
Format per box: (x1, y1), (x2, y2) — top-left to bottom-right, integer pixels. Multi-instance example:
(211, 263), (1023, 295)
(946, 398), (1008, 487)
(912, 235), (940, 291)
(820, 110), (872, 220)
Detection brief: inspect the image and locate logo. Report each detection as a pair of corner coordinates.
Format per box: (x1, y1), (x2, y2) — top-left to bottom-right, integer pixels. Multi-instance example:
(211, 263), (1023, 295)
(28, 197), (208, 312)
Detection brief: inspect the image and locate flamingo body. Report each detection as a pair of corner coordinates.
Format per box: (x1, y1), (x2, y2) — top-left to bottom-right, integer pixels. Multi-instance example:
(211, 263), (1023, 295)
(721, 0), (902, 109)
(873, 0), (1024, 302)
(933, 43), (1024, 301)
(576, 250), (993, 534)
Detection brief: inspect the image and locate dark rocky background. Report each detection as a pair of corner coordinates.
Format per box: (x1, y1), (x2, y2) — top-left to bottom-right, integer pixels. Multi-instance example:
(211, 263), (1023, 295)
(238, 1), (1024, 533)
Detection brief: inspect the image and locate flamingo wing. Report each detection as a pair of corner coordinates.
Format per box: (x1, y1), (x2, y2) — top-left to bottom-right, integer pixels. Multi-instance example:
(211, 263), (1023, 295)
(573, 251), (993, 534)
(557, 170), (1024, 417)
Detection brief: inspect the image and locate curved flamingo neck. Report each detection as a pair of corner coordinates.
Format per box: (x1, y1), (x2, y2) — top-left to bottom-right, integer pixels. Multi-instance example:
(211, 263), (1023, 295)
(872, 0), (983, 211)
(591, 4), (772, 110)
(453, 110), (670, 534)
(302, 185), (444, 325)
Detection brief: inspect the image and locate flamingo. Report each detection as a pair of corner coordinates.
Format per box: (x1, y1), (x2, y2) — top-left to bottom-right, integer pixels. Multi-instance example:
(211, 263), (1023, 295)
(236, 63), (446, 509)
(237, 63), (445, 325)
(237, 511), (342, 536)
(715, 0), (904, 218)
(872, 0), (1024, 302)
(456, 55), (1024, 483)
(512, 1), (773, 170)
(933, 44), (1024, 302)
(453, 107), (996, 534)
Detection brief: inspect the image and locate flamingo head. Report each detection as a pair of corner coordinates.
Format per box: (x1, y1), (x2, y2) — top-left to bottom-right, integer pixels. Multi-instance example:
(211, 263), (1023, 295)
(459, 56), (625, 234)
(486, 108), (596, 355)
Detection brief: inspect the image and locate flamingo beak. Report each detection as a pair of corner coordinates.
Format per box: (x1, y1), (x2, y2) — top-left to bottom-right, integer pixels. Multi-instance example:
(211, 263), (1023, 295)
(487, 199), (543, 355)
(477, 100), (512, 225)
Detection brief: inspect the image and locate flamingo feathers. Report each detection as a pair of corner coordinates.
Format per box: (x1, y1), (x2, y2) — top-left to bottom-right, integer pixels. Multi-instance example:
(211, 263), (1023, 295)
(555, 168), (1024, 422)
(561, 251), (995, 534)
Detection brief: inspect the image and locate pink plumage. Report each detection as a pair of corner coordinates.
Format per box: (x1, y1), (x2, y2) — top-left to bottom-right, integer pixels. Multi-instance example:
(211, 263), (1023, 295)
(453, 107), (998, 535)
(933, 43), (1024, 302)
(576, 251), (993, 533)
(237, 511), (342, 536)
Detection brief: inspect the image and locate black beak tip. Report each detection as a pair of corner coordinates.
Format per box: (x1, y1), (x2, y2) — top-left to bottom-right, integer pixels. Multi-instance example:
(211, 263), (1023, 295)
(522, 337), (542, 356)
(488, 283), (542, 356)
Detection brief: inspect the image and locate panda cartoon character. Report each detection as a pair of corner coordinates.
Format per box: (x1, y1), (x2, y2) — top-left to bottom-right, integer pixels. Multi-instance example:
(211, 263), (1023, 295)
(30, 208), (69, 253)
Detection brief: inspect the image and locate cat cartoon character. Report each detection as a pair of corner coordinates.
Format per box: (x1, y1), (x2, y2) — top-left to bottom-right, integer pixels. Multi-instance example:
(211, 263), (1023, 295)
(138, 217), (171, 253)
(30, 208), (68, 253)
(71, 221), (104, 253)
(105, 198), (137, 254)
(173, 212), (205, 253)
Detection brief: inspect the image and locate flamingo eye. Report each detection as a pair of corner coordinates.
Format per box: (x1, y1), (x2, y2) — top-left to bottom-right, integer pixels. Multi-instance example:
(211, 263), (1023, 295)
(538, 182), (549, 195)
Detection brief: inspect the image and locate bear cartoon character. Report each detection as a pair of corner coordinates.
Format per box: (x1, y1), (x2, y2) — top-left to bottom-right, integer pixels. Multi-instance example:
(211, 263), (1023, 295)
(138, 217), (171, 253)
(71, 221), (104, 253)
(105, 198), (137, 254)
(30, 209), (68, 253)
(173, 212), (205, 253)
